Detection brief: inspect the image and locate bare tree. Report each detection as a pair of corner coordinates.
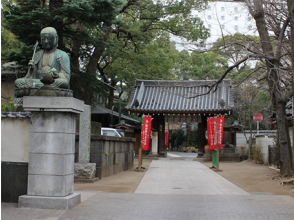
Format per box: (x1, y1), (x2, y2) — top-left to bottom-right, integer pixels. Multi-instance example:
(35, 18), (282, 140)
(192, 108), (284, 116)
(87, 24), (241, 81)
(190, 0), (293, 176)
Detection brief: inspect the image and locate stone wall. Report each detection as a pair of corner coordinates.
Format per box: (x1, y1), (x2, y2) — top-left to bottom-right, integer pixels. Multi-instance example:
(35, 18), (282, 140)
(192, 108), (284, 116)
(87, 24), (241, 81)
(75, 135), (135, 179)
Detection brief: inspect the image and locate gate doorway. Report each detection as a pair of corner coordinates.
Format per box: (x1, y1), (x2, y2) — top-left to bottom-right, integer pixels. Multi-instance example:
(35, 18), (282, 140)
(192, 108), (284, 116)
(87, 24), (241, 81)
(126, 79), (234, 157)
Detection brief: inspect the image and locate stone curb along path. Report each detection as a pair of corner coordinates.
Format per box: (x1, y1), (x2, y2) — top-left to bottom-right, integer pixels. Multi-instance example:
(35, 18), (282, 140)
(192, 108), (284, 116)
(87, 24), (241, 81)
(2, 158), (294, 220)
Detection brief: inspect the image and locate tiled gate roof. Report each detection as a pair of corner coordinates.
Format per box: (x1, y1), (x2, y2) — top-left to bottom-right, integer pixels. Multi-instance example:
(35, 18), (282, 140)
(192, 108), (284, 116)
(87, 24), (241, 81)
(126, 79), (234, 114)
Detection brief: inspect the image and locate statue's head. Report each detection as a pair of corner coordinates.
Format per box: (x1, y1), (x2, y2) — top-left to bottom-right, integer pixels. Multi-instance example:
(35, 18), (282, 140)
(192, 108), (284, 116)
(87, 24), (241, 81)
(40, 27), (58, 51)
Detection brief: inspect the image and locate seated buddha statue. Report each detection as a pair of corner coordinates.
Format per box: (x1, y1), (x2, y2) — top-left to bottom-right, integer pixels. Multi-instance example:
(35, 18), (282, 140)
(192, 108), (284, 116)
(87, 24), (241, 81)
(14, 27), (70, 96)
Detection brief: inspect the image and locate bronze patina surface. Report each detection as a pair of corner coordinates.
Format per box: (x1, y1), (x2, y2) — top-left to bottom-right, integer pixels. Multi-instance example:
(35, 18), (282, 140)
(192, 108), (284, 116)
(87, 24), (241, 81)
(14, 27), (72, 97)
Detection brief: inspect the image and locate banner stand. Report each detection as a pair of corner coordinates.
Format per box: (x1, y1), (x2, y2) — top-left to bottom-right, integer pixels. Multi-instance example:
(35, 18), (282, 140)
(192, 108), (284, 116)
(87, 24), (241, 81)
(135, 148), (145, 172)
(135, 116), (145, 172)
(210, 150), (222, 172)
(135, 115), (152, 172)
(208, 115), (223, 172)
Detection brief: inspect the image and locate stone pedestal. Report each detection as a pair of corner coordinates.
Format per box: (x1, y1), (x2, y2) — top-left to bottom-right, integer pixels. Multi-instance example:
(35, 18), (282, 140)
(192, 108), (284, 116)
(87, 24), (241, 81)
(152, 132), (158, 155)
(19, 97), (84, 210)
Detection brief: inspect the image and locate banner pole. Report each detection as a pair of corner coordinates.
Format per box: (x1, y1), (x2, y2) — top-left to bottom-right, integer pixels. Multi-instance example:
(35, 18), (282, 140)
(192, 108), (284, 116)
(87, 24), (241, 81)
(140, 115), (144, 167)
(216, 115), (223, 172)
(212, 149), (214, 167)
(214, 116), (218, 168)
(135, 115), (144, 172)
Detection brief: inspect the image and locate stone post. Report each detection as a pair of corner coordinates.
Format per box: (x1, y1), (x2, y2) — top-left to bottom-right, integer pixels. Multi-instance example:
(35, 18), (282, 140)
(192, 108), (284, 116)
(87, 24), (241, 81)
(74, 105), (96, 181)
(79, 105), (91, 163)
(18, 97), (84, 210)
(152, 132), (158, 155)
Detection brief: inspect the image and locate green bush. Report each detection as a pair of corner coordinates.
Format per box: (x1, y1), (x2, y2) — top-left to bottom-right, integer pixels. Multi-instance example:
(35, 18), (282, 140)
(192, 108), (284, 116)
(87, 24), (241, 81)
(170, 129), (186, 147)
(189, 127), (198, 147)
(1, 96), (16, 112)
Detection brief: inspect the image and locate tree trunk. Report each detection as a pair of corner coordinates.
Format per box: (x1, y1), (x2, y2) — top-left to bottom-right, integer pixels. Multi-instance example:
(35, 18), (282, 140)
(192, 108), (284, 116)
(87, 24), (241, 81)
(248, 106), (253, 160)
(250, 0), (293, 176)
(186, 123), (191, 146)
(49, 0), (64, 49)
(287, 0), (294, 170)
(106, 79), (116, 109)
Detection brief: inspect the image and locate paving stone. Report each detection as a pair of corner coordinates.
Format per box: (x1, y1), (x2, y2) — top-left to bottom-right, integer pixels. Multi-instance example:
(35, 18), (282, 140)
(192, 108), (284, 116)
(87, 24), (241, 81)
(2, 158), (294, 220)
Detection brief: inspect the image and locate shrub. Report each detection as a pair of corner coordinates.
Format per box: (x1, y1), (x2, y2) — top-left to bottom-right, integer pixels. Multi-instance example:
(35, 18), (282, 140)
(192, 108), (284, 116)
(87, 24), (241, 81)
(187, 147), (197, 153)
(170, 129), (186, 147)
(189, 127), (198, 146)
(252, 145), (264, 164)
(271, 134), (280, 168)
(1, 96), (16, 112)
(237, 146), (248, 161)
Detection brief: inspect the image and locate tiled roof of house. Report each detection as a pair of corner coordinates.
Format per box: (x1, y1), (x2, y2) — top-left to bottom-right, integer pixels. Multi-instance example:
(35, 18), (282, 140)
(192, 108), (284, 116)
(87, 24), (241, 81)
(92, 105), (140, 124)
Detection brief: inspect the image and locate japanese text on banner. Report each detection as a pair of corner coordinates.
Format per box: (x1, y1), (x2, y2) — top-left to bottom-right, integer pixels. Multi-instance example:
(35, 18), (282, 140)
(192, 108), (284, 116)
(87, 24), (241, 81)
(207, 118), (217, 151)
(217, 116), (224, 149)
(142, 116), (153, 151)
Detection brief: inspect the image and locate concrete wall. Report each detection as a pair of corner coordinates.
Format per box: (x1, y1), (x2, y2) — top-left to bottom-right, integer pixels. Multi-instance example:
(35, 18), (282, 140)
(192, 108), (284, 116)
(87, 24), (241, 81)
(1, 118), (30, 163)
(236, 133), (248, 147)
(256, 135), (275, 164)
(1, 117), (30, 202)
(75, 135), (135, 179)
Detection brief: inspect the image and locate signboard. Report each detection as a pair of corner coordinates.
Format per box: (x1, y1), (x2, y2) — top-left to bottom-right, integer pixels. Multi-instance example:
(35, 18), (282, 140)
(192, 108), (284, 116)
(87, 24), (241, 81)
(142, 116), (153, 151)
(253, 113), (263, 123)
(207, 118), (217, 151)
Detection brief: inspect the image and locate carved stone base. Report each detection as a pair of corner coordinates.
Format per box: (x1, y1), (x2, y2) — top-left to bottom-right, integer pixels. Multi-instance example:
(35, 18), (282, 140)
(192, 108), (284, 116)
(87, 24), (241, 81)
(15, 87), (73, 98)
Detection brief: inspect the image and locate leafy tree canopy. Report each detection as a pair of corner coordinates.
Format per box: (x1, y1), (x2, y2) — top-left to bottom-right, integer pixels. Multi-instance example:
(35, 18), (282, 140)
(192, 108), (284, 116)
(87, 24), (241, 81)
(2, 0), (210, 106)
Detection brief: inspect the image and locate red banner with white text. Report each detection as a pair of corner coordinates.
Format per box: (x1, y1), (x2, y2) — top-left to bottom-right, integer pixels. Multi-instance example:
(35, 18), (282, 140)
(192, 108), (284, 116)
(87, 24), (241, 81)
(165, 132), (169, 149)
(217, 116), (224, 149)
(142, 116), (153, 151)
(207, 118), (217, 151)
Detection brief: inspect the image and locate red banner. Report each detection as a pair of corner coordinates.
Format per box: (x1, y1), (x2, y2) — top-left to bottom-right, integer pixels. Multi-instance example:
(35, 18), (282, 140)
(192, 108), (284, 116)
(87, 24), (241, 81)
(142, 116), (153, 151)
(217, 116), (224, 149)
(165, 132), (169, 149)
(207, 118), (217, 151)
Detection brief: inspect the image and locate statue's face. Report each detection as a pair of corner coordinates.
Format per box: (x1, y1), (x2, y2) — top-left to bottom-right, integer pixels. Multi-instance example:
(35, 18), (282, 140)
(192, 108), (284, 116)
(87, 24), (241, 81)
(41, 33), (57, 50)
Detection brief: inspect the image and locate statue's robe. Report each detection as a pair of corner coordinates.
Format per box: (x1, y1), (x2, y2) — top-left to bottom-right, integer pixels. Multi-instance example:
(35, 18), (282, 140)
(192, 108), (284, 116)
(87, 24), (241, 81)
(15, 49), (70, 89)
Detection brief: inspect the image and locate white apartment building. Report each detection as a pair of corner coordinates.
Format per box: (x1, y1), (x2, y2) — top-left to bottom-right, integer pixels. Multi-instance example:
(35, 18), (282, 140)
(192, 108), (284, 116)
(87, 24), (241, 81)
(172, 0), (257, 51)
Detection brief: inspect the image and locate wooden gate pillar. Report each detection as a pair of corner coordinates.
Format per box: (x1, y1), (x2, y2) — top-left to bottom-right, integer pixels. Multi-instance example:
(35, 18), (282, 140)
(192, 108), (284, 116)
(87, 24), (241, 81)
(197, 115), (207, 158)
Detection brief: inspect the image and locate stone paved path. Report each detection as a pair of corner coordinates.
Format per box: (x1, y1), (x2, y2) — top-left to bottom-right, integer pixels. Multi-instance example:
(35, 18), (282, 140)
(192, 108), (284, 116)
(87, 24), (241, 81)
(135, 158), (248, 195)
(2, 157), (294, 220)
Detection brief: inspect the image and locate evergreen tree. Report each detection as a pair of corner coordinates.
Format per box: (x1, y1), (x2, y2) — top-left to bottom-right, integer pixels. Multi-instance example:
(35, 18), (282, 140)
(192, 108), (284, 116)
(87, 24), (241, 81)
(2, 0), (210, 105)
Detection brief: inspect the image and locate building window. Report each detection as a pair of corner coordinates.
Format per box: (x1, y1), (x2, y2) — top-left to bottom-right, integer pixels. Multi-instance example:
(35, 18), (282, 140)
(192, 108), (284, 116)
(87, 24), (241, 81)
(248, 25), (252, 29)
(208, 6), (211, 10)
(234, 16), (238, 21)
(208, 24), (211, 29)
(208, 15), (212, 20)
(235, 25), (238, 30)
(221, 16), (225, 20)
(221, 25), (225, 29)
(234, 7), (238, 12)
(194, 14), (198, 18)
(221, 7), (225, 11)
